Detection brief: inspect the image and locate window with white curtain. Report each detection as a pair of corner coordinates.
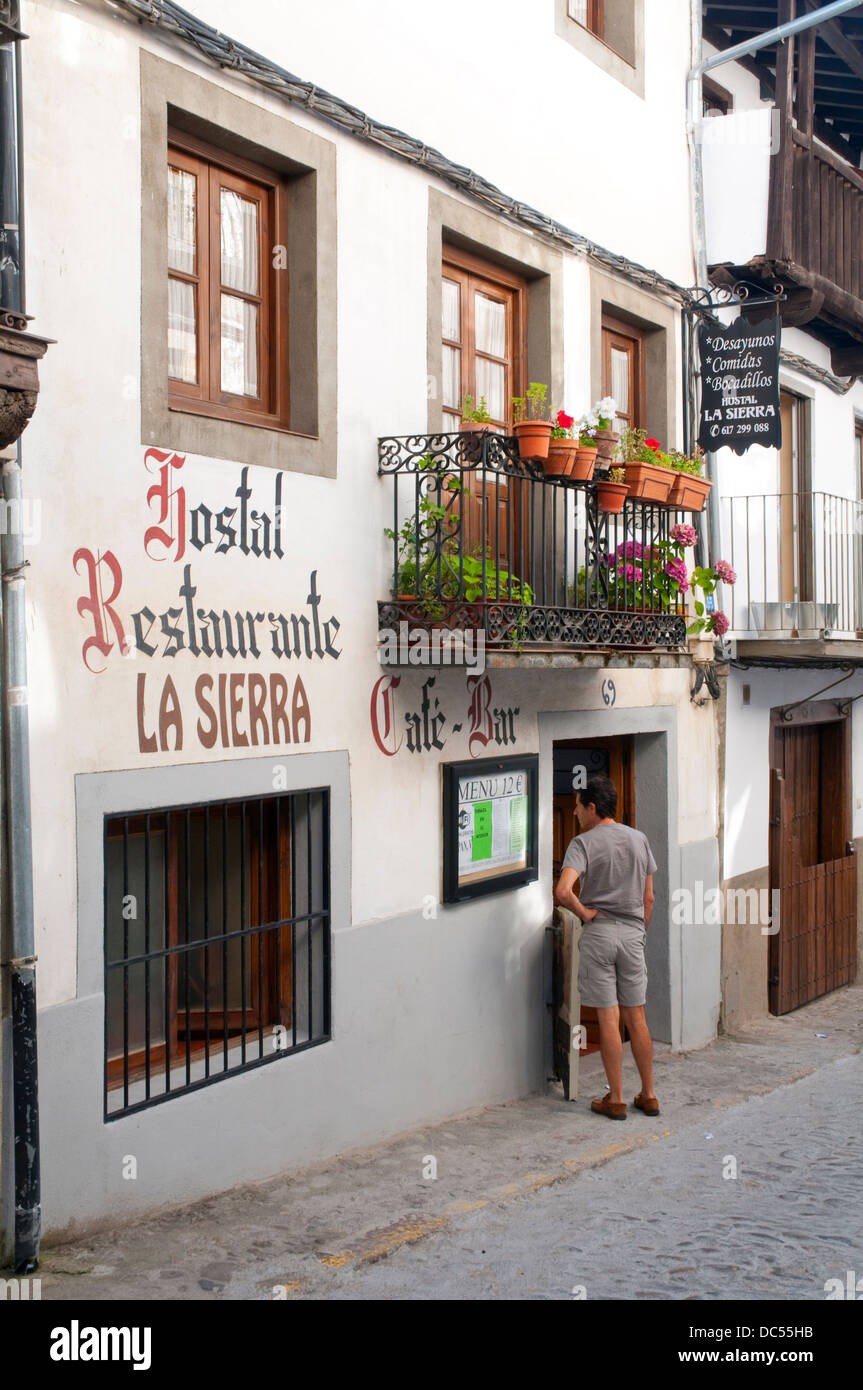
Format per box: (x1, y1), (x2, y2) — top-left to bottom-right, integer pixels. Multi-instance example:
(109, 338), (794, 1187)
(441, 249), (524, 433)
(167, 133), (288, 427)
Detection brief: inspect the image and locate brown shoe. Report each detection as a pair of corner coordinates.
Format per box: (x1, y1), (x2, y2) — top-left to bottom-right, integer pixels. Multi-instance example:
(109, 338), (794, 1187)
(591, 1094), (627, 1120)
(633, 1092), (660, 1116)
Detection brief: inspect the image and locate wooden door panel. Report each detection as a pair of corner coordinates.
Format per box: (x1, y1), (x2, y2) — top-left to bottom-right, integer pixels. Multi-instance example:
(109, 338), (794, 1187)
(770, 724), (857, 1014)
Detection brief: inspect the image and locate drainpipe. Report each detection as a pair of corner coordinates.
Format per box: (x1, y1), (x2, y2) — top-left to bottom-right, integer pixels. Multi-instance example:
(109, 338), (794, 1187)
(0, 0), (41, 1273)
(685, 0), (861, 575)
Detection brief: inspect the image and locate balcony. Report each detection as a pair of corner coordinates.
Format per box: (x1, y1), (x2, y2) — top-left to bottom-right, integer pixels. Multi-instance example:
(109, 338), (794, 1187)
(722, 491), (863, 661)
(377, 432), (689, 664)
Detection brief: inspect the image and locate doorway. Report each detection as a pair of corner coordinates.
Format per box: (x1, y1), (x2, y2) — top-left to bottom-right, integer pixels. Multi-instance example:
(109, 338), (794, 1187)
(553, 735), (635, 1051)
(769, 706), (857, 1014)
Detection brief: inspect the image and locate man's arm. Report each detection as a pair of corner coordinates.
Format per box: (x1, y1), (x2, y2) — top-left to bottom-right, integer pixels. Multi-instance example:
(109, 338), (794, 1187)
(554, 867), (598, 923)
(643, 873), (655, 929)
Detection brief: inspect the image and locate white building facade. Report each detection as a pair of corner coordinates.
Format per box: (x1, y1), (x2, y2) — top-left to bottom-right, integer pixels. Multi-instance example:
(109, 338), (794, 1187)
(0, 0), (779, 1249)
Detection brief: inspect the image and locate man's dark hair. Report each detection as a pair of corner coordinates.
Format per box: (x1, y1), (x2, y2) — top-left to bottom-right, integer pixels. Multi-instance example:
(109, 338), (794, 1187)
(578, 774), (617, 820)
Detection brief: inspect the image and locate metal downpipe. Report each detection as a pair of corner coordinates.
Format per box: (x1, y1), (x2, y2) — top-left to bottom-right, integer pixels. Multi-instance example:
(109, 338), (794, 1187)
(0, 0), (40, 1272)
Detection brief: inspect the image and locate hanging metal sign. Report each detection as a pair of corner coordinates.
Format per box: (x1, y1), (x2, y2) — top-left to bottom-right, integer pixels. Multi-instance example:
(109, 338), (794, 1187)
(698, 315), (782, 455)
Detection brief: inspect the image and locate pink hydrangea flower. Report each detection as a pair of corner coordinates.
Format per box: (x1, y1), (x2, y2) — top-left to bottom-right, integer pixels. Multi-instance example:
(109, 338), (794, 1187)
(670, 523), (697, 548)
(664, 557), (688, 588)
(713, 560), (737, 584)
(615, 540), (644, 560)
(711, 611), (730, 636)
(621, 564), (643, 583)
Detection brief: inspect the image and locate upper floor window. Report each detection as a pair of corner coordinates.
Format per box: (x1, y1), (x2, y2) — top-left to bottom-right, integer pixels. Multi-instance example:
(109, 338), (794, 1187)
(441, 247), (526, 432)
(167, 130), (290, 430)
(602, 314), (644, 437)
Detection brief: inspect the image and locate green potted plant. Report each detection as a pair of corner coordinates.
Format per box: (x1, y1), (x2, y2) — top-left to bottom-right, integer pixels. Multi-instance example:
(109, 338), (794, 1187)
(546, 409), (577, 477)
(460, 394), (492, 463)
(512, 381), (552, 463)
(575, 419), (599, 480)
(596, 465), (628, 513)
(667, 446), (713, 512)
(617, 428), (675, 503)
(384, 458), (467, 622)
(442, 545), (535, 650)
(592, 396), (619, 462)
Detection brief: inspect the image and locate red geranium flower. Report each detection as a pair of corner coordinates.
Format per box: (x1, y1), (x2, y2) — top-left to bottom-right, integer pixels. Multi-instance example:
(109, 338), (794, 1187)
(557, 411), (574, 431)
(644, 437), (662, 454)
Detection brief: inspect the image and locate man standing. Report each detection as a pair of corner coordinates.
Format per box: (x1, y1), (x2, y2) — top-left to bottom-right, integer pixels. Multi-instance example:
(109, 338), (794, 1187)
(554, 773), (659, 1120)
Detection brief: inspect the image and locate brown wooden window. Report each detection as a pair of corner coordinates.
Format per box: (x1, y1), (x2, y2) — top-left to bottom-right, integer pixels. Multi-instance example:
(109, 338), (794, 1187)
(442, 247), (528, 568)
(105, 791), (329, 1117)
(602, 314), (645, 437)
(167, 131), (289, 429)
(442, 246), (526, 433)
(567, 0), (604, 40)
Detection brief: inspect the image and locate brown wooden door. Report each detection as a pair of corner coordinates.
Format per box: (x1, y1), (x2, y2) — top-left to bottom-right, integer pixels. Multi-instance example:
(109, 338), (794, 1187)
(553, 737), (635, 1051)
(769, 717), (857, 1015)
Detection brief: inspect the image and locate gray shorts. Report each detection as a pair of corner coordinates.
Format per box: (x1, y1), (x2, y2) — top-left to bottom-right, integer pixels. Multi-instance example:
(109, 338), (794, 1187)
(577, 919), (647, 1009)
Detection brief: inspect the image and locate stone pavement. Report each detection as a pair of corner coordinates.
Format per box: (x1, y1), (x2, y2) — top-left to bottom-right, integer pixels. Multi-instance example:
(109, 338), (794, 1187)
(37, 982), (863, 1301)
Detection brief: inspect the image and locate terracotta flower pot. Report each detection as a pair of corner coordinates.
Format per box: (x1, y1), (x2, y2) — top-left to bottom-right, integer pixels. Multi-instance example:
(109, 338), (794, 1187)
(513, 419), (553, 462)
(668, 472), (713, 512)
(596, 479), (629, 514)
(545, 439), (577, 476)
(572, 446), (598, 480)
(593, 428), (619, 462)
(623, 461), (674, 503)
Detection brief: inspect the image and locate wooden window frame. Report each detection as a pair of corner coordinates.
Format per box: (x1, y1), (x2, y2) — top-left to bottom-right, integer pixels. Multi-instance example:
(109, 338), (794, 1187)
(569, 0), (604, 41)
(167, 128), (290, 432)
(602, 313), (646, 435)
(442, 243), (527, 432)
(105, 802), (293, 1091)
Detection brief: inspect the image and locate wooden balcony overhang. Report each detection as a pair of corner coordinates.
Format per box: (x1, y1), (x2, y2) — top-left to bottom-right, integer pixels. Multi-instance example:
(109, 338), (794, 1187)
(704, 1), (863, 375)
(711, 256), (863, 376)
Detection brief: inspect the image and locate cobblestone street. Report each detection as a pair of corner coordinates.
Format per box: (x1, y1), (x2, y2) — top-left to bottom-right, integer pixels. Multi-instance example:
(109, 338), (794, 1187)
(317, 1053), (863, 1301)
(38, 983), (863, 1302)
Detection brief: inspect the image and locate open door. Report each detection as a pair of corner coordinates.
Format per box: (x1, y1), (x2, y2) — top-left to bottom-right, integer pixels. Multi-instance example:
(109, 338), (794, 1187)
(553, 737), (635, 1053)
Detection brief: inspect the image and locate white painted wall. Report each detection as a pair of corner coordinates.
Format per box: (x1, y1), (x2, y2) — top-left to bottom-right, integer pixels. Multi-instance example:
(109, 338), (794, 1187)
(19, 1), (715, 1001)
(148, 0), (698, 287)
(724, 669), (863, 882)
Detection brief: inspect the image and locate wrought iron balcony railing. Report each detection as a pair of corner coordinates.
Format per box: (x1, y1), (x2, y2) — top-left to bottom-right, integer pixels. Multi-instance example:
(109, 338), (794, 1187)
(377, 432), (689, 654)
(722, 491), (863, 640)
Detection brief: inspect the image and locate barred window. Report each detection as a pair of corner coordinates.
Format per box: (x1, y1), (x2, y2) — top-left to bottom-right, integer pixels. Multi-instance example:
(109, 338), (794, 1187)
(104, 791), (330, 1118)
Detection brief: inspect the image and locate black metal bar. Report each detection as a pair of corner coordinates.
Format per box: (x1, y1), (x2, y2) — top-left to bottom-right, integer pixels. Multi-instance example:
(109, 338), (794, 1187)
(164, 809), (171, 1094)
(275, 795), (282, 1032)
(322, 792), (332, 1038)
(241, 799), (247, 1064)
(184, 807), (191, 1086)
(290, 792), (297, 1049)
(306, 791), (313, 1040)
(144, 813), (151, 1101)
(222, 802), (229, 1071)
(203, 804), (210, 1078)
(257, 797), (264, 1057)
(122, 816), (130, 1112)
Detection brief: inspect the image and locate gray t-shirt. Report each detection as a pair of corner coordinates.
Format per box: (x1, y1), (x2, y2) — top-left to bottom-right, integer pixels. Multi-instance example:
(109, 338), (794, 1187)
(562, 822), (657, 931)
